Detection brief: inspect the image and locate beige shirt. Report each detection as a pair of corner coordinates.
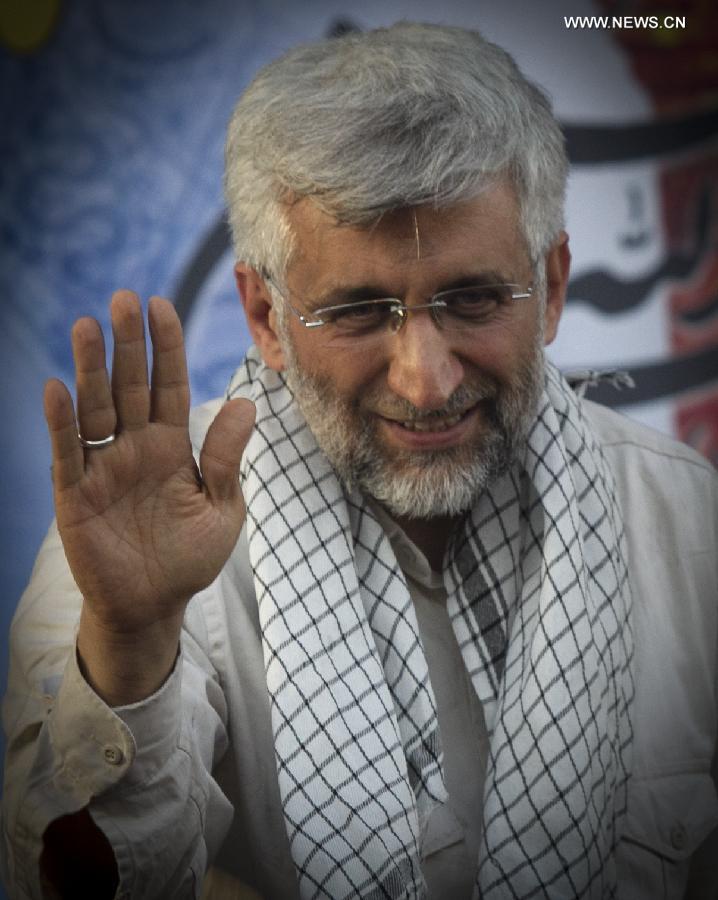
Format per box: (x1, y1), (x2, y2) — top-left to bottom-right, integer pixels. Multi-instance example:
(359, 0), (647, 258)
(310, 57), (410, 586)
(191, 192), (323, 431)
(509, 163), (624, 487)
(371, 501), (489, 898)
(2, 399), (718, 900)
(365, 481), (718, 900)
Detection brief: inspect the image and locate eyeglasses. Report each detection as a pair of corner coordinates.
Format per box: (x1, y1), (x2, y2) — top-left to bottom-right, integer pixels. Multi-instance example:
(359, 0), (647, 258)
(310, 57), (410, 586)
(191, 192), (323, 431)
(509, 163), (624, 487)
(268, 279), (533, 345)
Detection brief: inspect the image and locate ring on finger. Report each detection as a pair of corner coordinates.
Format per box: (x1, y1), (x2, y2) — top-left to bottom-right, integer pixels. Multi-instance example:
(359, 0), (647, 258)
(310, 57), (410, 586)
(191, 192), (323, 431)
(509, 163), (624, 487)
(78, 431), (116, 449)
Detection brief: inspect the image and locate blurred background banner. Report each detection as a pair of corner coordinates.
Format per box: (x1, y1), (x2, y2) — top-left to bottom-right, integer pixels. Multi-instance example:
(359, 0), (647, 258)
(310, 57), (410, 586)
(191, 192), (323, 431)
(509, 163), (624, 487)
(1, 0), (716, 875)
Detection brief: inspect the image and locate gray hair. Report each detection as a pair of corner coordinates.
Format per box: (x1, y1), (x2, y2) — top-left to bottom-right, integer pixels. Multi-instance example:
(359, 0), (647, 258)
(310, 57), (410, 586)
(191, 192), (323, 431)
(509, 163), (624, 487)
(224, 22), (568, 284)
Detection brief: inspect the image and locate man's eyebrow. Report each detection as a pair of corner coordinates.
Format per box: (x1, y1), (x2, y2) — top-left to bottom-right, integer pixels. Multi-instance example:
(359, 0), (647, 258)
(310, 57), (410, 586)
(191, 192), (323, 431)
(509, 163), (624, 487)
(312, 285), (398, 309)
(311, 271), (515, 309)
(438, 270), (511, 291)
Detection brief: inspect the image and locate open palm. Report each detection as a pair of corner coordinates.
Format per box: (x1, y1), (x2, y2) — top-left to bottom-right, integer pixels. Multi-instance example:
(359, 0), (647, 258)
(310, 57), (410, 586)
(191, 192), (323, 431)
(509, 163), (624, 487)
(44, 291), (254, 698)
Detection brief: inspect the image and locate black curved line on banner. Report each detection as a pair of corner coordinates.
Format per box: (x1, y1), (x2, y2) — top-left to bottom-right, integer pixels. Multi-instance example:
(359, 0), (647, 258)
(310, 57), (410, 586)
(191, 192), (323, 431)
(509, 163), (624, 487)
(584, 346), (718, 408)
(175, 216), (230, 325)
(567, 188), (712, 314)
(564, 106), (718, 164)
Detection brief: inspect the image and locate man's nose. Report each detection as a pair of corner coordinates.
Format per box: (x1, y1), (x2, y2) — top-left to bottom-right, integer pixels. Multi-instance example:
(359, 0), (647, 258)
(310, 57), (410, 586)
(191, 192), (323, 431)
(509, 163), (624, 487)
(385, 311), (464, 410)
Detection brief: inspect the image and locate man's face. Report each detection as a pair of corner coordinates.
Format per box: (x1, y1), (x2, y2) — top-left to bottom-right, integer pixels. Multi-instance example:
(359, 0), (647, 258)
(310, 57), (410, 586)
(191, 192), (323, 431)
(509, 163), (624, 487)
(267, 184), (559, 519)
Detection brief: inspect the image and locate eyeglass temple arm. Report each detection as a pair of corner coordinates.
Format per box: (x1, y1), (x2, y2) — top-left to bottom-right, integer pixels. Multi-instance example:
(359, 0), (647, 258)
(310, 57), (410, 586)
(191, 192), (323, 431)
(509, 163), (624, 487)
(259, 269), (327, 328)
(512, 287), (533, 300)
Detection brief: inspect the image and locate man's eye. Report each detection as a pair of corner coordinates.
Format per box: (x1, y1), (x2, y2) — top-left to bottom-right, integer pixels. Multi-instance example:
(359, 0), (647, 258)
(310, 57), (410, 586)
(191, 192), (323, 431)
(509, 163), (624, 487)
(444, 286), (507, 318)
(323, 301), (394, 328)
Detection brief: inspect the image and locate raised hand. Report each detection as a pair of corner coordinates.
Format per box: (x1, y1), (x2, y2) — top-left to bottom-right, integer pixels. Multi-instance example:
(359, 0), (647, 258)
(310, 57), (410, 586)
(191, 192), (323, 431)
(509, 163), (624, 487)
(44, 290), (254, 703)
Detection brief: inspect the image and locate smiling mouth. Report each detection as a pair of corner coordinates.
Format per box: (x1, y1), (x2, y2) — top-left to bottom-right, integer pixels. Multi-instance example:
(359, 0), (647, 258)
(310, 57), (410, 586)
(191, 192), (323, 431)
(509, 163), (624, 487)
(395, 412), (465, 432)
(382, 404), (479, 433)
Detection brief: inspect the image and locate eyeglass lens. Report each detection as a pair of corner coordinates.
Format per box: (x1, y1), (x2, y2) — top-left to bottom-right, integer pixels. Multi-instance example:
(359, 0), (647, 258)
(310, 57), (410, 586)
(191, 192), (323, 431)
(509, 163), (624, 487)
(314, 284), (522, 344)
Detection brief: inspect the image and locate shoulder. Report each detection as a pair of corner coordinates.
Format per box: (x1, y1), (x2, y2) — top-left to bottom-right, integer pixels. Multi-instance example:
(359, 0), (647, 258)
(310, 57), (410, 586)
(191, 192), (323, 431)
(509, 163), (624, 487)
(581, 399), (717, 520)
(581, 400), (716, 596)
(582, 398), (714, 474)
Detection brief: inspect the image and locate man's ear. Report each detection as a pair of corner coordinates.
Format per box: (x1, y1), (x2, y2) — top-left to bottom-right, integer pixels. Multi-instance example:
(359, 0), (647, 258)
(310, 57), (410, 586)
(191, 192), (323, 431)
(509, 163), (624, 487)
(234, 264), (286, 371)
(542, 231), (571, 346)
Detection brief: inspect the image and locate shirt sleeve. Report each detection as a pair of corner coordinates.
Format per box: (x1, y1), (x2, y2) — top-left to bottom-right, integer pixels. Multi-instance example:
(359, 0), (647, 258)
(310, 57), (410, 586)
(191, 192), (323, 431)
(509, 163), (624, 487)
(1, 521), (234, 900)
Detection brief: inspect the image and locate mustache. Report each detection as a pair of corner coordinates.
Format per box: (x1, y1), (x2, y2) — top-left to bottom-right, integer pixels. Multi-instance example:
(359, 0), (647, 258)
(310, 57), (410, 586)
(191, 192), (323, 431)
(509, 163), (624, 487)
(367, 380), (498, 421)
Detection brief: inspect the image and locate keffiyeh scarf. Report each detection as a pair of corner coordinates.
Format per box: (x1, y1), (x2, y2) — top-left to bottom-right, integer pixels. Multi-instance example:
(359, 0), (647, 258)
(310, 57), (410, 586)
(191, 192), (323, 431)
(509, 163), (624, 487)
(228, 348), (634, 899)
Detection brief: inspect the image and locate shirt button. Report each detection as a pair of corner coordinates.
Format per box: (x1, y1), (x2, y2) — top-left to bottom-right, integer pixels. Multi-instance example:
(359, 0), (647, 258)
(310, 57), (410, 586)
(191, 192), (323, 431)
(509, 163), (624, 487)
(670, 823), (687, 851)
(103, 743), (124, 765)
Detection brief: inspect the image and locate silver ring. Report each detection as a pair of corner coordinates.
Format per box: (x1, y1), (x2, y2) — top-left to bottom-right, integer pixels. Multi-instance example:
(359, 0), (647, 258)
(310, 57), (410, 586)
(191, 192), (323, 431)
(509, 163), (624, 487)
(78, 432), (116, 449)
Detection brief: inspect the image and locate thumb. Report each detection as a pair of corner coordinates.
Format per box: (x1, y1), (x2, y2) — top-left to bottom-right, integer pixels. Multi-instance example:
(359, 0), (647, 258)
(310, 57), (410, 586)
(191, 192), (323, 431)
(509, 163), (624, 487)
(200, 398), (256, 504)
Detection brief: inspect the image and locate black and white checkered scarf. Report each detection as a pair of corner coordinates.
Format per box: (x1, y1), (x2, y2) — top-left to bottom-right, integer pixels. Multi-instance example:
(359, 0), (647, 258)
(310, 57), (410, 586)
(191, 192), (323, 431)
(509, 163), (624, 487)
(228, 348), (634, 899)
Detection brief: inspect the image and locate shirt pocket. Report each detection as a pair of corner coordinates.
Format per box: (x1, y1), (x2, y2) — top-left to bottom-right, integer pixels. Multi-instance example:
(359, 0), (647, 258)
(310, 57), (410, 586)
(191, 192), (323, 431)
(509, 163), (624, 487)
(617, 771), (718, 900)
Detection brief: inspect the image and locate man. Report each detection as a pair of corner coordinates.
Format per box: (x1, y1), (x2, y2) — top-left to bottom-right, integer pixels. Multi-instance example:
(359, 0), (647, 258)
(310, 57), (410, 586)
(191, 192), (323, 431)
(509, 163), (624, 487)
(2, 21), (717, 900)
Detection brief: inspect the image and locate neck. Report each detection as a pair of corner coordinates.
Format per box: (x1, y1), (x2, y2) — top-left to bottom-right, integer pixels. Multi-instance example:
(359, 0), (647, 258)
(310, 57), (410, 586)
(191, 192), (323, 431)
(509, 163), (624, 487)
(390, 511), (461, 572)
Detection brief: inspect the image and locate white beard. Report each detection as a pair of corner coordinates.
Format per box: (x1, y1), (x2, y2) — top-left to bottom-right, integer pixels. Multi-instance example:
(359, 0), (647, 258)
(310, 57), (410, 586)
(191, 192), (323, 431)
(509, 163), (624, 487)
(281, 332), (545, 520)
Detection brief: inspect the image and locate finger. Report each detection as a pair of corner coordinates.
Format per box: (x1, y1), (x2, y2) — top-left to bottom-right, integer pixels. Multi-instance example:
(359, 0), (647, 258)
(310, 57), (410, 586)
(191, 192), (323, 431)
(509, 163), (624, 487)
(44, 378), (84, 491)
(200, 398), (255, 505)
(72, 316), (117, 444)
(110, 290), (150, 431)
(147, 296), (190, 427)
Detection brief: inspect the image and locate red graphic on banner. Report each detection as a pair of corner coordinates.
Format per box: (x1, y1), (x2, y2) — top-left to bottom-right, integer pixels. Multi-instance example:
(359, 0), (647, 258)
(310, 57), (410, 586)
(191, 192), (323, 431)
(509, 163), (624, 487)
(599, 0), (718, 466)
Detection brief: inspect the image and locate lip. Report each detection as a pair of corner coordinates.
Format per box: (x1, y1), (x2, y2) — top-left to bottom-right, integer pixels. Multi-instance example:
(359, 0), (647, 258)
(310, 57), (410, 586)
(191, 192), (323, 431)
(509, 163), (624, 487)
(377, 403), (481, 450)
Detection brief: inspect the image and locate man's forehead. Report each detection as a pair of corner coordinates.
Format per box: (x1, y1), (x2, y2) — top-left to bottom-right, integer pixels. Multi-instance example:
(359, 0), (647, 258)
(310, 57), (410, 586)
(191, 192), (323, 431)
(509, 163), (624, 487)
(284, 183), (523, 277)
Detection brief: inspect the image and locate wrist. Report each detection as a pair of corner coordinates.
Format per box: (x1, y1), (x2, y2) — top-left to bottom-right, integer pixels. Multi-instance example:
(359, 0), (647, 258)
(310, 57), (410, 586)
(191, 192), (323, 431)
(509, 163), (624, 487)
(77, 605), (184, 706)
